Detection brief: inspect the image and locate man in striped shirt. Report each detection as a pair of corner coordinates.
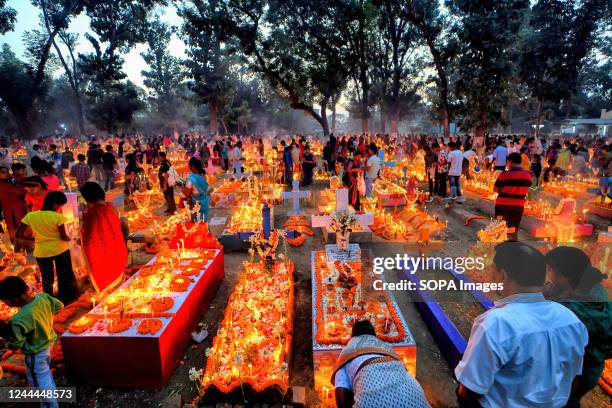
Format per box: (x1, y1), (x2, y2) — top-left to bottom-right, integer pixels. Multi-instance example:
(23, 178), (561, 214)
(493, 153), (532, 241)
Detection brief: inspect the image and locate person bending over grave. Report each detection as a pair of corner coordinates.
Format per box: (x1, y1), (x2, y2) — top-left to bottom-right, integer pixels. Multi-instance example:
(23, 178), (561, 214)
(544, 246), (611, 408)
(455, 242), (588, 408)
(332, 320), (430, 408)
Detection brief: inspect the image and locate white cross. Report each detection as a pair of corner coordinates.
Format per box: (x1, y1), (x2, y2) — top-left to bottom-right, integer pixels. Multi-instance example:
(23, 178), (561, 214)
(311, 188), (373, 228)
(282, 179), (311, 215)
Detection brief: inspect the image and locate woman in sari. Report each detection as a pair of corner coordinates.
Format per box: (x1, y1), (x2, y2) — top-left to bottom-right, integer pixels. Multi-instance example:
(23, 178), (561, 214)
(79, 182), (128, 293)
(342, 153), (363, 211)
(184, 157), (211, 222)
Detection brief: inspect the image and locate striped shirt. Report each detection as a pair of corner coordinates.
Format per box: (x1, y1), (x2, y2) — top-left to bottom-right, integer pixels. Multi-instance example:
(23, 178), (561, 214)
(493, 167), (532, 207)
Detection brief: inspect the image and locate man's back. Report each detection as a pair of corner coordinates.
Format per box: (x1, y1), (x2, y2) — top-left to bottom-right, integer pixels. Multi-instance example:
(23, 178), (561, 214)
(455, 294), (588, 408)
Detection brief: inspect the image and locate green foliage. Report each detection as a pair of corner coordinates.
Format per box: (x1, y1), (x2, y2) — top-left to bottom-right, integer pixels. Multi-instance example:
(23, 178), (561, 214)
(447, 0), (529, 133)
(0, 0), (16, 34)
(141, 16), (186, 124)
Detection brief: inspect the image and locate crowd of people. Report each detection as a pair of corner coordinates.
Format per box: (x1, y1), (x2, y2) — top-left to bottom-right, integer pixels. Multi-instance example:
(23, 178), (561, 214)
(0, 130), (610, 408)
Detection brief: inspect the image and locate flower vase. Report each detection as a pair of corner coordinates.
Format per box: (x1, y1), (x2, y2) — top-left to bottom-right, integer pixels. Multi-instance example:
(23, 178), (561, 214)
(336, 230), (350, 251)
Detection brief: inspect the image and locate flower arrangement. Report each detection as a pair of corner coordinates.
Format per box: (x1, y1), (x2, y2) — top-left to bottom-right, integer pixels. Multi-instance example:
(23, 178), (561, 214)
(107, 317), (133, 334)
(314, 252), (406, 345)
(477, 220), (508, 243)
(150, 297), (174, 313)
(329, 210), (357, 234)
(67, 315), (97, 334)
(199, 261), (294, 397)
(137, 319), (163, 335)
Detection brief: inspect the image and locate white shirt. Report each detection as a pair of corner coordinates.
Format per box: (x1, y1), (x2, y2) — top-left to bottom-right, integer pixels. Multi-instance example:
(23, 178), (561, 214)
(455, 293), (588, 408)
(334, 354), (377, 391)
(366, 155), (381, 179)
(463, 150), (476, 163)
(448, 149), (463, 176)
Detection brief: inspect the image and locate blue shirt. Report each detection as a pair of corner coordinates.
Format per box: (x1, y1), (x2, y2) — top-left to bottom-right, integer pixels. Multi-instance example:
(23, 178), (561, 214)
(492, 146), (508, 167)
(455, 292), (588, 408)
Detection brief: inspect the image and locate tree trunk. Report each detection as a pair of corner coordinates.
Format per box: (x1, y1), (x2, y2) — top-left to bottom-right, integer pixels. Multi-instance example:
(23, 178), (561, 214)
(380, 109), (386, 134)
(331, 103), (337, 135)
(534, 99), (543, 138)
(320, 103), (330, 136)
(441, 108), (450, 139)
(390, 110), (399, 138)
(361, 117), (369, 135)
(475, 111), (487, 140)
(209, 96), (218, 136)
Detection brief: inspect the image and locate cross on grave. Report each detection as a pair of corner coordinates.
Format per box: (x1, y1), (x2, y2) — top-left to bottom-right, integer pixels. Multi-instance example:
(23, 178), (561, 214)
(282, 178), (311, 215)
(311, 187), (374, 229)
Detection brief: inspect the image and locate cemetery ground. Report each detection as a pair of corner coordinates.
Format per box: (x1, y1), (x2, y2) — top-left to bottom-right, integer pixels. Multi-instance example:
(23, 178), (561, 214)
(2, 182), (610, 408)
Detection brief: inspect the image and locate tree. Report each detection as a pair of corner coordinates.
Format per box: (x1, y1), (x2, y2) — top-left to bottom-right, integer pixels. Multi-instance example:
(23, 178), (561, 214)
(36, 0), (86, 134)
(405, 0), (457, 138)
(0, 0), (16, 34)
(79, 0), (161, 132)
(179, 0), (232, 136)
(519, 0), (609, 136)
(447, 0), (529, 139)
(372, 0), (420, 136)
(226, 0), (353, 136)
(0, 0), (83, 139)
(141, 16), (186, 131)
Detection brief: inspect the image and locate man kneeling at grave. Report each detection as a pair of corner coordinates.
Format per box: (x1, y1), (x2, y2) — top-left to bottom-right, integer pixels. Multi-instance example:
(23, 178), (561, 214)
(332, 320), (430, 408)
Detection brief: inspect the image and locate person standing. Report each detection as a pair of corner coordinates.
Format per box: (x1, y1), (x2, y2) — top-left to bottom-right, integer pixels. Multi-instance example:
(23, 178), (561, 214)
(184, 158), (211, 222)
(0, 165), (27, 243)
(158, 152), (177, 215)
(232, 141), (244, 179)
(283, 141), (293, 186)
(79, 182), (128, 293)
(436, 143), (448, 198)
(0, 276), (63, 408)
(365, 144), (381, 198)
(491, 140), (509, 171)
(16, 192), (78, 305)
(492, 153), (532, 241)
(343, 153), (363, 211)
(101, 145), (117, 191)
(333, 320), (430, 408)
(447, 142), (463, 201)
(70, 154), (91, 190)
(455, 242), (588, 408)
(301, 145), (316, 186)
(544, 247), (611, 408)
(87, 143), (104, 184)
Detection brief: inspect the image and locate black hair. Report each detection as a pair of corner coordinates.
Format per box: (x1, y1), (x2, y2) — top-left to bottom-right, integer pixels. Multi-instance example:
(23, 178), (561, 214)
(11, 163), (26, 172)
(22, 175), (48, 190)
(77, 154), (86, 161)
(352, 320), (376, 337)
(42, 191), (67, 211)
(0, 276), (28, 300)
(188, 157), (205, 175)
(546, 246), (605, 294)
(80, 182), (106, 203)
(508, 152), (522, 165)
(494, 242), (546, 286)
(159, 151), (167, 158)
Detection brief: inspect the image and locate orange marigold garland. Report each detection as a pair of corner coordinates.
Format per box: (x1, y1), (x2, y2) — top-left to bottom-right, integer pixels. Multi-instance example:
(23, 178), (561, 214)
(151, 297), (174, 313)
(169, 276), (191, 292)
(67, 315), (97, 334)
(107, 317), (133, 333)
(287, 235), (306, 247)
(137, 319), (163, 335)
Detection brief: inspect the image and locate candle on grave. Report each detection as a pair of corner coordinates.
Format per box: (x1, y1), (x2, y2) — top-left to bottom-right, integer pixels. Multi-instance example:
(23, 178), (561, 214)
(582, 209), (587, 225)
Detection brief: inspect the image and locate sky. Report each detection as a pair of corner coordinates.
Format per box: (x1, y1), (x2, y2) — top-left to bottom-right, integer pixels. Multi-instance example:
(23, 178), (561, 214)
(1, 0), (187, 88)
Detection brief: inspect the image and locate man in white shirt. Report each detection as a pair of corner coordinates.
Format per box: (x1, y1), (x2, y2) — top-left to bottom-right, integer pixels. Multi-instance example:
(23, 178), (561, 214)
(365, 144), (381, 197)
(492, 140), (508, 171)
(447, 142), (463, 200)
(455, 242), (588, 408)
(232, 140), (244, 179)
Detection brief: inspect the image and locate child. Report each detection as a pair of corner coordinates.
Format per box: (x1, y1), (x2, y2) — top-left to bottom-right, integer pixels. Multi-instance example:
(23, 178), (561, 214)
(531, 154), (542, 186)
(0, 276), (63, 408)
(15, 191), (78, 304)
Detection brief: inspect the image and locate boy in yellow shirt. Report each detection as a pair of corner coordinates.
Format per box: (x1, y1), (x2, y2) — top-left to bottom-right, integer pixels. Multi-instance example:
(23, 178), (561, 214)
(16, 191), (77, 304)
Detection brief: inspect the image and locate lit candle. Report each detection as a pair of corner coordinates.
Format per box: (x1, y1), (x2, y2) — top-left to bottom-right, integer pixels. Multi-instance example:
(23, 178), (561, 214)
(582, 209), (587, 225)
